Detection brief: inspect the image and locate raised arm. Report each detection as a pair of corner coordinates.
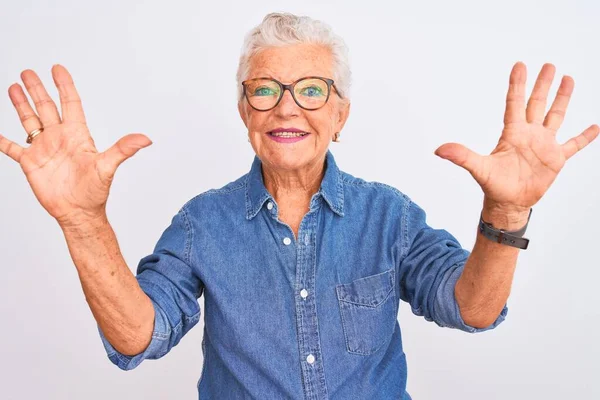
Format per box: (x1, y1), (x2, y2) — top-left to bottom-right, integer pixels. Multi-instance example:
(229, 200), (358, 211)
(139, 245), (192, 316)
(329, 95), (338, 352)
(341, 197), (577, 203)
(0, 65), (155, 355)
(434, 62), (598, 327)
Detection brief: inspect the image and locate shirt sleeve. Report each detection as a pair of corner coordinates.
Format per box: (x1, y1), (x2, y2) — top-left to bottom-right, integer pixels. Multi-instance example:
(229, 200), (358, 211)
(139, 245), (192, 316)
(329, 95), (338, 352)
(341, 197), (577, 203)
(398, 198), (507, 333)
(97, 206), (204, 370)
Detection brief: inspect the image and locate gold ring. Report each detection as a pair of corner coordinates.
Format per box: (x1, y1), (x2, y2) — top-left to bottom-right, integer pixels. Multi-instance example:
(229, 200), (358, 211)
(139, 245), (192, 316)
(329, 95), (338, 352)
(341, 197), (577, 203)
(27, 128), (43, 144)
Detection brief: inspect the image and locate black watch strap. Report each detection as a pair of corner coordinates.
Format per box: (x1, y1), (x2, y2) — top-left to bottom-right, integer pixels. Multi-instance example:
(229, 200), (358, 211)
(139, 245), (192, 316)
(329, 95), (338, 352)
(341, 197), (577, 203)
(478, 208), (532, 250)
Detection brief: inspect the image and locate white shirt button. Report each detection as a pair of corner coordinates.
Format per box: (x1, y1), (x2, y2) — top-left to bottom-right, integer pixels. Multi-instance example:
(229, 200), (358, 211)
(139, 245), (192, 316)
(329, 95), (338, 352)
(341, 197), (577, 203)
(306, 354), (315, 364)
(304, 234), (310, 245)
(283, 237), (292, 245)
(300, 289), (308, 298)
(266, 202), (273, 210)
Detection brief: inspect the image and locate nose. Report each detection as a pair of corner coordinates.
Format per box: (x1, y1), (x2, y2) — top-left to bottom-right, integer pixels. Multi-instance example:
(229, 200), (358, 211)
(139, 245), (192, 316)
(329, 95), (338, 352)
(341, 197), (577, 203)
(274, 88), (301, 117)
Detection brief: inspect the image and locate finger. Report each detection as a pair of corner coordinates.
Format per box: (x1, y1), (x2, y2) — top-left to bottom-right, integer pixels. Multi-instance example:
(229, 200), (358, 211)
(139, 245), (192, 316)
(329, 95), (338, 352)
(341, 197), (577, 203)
(434, 142), (486, 183)
(98, 133), (153, 177)
(0, 133), (24, 163)
(543, 75), (574, 133)
(526, 63), (555, 124)
(562, 124), (599, 160)
(20, 69), (61, 127)
(51, 64), (86, 123)
(504, 62), (527, 125)
(8, 83), (43, 136)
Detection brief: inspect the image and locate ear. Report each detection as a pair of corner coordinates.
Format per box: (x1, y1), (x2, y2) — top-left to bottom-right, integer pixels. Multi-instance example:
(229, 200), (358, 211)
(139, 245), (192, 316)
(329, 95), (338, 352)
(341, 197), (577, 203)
(334, 100), (351, 133)
(238, 101), (248, 128)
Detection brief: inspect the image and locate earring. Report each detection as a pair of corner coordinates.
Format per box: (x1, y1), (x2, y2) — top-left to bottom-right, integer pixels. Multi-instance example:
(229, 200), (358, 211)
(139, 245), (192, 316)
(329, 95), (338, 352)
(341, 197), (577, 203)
(333, 132), (341, 142)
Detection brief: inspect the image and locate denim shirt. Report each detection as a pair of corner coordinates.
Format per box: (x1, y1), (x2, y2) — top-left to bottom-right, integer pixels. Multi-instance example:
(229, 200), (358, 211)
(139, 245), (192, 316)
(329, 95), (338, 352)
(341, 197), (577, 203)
(98, 150), (507, 399)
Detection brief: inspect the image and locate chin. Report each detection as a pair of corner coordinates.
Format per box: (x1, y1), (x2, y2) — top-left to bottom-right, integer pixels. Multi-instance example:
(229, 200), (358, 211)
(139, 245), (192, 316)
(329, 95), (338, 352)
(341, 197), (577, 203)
(260, 147), (317, 172)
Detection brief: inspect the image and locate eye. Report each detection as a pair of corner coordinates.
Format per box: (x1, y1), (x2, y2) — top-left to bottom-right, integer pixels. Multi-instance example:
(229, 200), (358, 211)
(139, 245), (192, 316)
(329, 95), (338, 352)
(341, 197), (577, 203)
(254, 86), (276, 96)
(299, 86), (324, 97)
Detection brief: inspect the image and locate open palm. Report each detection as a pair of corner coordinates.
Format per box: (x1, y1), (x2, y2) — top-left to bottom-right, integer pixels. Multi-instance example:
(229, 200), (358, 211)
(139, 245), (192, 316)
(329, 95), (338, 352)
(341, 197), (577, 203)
(435, 62), (598, 213)
(0, 65), (152, 226)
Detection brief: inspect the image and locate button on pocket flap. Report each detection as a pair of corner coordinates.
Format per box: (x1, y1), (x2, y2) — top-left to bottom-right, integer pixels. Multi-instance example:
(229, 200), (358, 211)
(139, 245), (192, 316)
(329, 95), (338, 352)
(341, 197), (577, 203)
(336, 268), (395, 307)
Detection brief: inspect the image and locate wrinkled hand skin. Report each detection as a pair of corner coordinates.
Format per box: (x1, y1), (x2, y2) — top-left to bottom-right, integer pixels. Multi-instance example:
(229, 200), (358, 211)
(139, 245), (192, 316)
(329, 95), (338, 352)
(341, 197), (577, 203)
(0, 64), (153, 227)
(435, 62), (598, 223)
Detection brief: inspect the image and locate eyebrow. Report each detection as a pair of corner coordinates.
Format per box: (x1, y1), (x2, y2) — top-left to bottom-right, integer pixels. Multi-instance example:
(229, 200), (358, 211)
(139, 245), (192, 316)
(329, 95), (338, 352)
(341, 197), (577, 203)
(247, 72), (331, 82)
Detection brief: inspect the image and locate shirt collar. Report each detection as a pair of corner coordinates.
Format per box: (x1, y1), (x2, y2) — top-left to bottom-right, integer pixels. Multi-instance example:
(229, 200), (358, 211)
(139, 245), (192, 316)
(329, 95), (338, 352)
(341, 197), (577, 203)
(245, 149), (345, 220)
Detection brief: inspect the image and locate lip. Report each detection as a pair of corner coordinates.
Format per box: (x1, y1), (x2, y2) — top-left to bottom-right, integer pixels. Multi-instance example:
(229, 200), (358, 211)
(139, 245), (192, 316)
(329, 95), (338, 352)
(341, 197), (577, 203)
(267, 134), (310, 144)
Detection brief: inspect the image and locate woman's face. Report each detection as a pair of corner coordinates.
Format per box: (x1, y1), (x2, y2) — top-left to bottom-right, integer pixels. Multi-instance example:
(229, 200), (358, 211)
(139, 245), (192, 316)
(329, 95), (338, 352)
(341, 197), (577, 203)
(238, 43), (350, 174)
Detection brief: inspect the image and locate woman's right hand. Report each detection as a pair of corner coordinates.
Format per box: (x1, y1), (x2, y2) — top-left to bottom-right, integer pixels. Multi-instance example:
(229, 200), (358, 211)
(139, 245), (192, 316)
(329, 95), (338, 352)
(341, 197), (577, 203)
(0, 65), (152, 228)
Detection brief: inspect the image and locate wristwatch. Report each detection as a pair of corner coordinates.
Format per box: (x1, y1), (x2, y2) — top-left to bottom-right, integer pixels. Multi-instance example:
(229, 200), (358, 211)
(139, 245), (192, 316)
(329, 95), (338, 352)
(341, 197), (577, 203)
(478, 208), (532, 250)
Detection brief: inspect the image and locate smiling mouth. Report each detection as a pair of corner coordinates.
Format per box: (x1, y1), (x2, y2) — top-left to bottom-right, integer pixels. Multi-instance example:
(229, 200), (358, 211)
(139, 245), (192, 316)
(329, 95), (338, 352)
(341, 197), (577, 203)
(268, 131), (310, 137)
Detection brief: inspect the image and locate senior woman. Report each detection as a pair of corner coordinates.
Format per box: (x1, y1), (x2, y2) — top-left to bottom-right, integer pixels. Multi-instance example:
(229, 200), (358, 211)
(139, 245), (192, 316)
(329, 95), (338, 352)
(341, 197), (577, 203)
(1, 12), (598, 400)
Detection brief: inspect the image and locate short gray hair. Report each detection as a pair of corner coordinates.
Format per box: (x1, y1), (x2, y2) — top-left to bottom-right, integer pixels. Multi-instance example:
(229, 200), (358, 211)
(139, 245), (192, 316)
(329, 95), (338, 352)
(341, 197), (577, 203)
(236, 12), (351, 102)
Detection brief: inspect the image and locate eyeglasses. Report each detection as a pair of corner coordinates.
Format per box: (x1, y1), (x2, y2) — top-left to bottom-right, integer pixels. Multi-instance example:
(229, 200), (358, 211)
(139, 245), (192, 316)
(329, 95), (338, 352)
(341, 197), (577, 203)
(241, 76), (342, 111)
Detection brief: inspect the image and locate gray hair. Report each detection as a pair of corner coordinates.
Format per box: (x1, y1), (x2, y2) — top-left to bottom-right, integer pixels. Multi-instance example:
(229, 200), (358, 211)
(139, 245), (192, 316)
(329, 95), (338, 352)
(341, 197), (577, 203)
(236, 12), (351, 103)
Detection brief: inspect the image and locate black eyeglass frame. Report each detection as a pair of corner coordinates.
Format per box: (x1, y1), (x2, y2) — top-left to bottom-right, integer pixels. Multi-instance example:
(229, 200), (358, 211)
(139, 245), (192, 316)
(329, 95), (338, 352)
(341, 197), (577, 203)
(241, 76), (343, 111)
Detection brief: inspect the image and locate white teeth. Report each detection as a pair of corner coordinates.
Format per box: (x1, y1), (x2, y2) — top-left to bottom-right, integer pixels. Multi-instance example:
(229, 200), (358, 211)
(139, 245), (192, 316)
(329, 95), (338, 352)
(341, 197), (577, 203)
(270, 131), (308, 137)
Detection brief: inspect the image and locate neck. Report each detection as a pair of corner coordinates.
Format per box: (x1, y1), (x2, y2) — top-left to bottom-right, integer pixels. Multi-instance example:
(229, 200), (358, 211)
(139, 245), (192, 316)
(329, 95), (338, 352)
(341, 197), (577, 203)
(262, 157), (326, 206)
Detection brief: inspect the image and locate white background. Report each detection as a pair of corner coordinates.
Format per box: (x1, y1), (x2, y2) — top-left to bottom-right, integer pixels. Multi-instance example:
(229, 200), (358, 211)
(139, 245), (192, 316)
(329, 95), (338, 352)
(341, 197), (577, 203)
(0, 1), (598, 399)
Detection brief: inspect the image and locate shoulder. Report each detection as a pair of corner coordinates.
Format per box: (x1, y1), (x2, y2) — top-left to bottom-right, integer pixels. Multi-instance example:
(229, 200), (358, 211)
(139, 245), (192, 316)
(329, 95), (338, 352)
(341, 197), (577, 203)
(178, 173), (248, 215)
(339, 169), (412, 210)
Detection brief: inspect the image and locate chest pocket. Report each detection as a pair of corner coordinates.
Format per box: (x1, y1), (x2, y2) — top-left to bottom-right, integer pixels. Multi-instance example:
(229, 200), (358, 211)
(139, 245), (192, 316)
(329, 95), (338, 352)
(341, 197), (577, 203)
(335, 268), (397, 355)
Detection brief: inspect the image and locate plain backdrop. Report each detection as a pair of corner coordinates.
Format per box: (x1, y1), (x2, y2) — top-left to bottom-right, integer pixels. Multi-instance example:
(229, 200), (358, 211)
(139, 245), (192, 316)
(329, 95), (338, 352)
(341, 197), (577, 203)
(1, 1), (598, 399)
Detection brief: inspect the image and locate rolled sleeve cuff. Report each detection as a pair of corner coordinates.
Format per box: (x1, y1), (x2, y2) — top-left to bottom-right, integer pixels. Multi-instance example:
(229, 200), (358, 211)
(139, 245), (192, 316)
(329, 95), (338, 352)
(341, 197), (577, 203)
(434, 264), (508, 333)
(97, 298), (171, 370)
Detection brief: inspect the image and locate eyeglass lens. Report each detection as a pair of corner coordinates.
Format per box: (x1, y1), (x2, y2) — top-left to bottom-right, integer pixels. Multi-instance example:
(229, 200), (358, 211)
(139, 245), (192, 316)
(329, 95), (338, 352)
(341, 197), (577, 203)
(245, 78), (329, 110)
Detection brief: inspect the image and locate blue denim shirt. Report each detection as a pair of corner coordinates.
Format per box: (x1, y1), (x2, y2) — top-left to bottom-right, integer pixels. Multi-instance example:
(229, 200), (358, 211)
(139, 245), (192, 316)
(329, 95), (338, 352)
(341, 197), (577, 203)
(98, 150), (507, 399)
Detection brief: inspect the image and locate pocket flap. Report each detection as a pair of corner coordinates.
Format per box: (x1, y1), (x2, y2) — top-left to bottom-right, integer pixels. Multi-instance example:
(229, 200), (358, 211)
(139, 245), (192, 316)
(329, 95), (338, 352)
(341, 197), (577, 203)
(336, 268), (395, 307)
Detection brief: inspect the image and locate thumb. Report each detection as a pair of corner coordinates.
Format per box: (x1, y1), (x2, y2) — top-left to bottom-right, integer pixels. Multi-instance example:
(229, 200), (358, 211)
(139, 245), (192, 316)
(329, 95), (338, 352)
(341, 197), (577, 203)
(99, 133), (153, 175)
(434, 142), (485, 182)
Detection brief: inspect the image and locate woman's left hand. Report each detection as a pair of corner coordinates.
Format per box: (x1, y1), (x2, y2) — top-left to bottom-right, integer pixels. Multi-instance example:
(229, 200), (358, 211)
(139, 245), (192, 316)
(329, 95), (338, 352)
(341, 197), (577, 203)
(435, 62), (599, 224)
